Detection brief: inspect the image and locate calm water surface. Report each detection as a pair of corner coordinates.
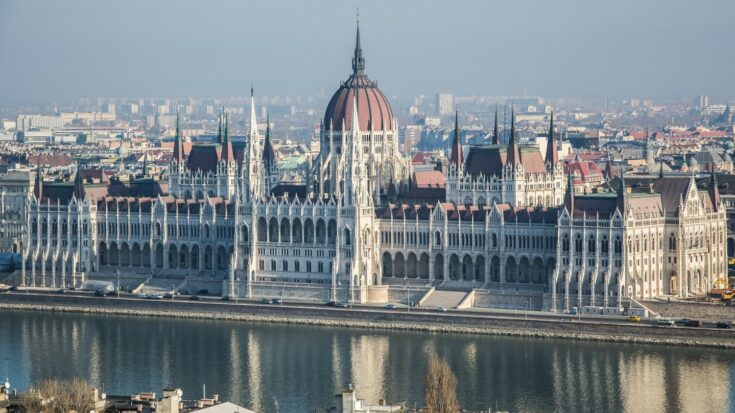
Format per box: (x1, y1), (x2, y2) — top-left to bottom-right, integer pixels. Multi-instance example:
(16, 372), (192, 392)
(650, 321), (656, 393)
(1, 310), (734, 413)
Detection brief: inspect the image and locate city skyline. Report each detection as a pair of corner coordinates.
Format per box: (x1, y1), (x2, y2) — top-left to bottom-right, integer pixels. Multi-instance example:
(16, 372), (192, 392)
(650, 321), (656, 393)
(2, 0), (735, 106)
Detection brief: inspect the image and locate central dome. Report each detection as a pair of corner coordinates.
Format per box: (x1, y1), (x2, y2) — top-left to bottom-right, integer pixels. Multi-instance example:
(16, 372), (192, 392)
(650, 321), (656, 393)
(323, 24), (394, 132)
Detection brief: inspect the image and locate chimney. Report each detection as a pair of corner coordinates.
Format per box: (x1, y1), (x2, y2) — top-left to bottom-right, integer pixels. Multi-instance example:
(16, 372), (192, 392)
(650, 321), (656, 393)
(159, 389), (182, 413)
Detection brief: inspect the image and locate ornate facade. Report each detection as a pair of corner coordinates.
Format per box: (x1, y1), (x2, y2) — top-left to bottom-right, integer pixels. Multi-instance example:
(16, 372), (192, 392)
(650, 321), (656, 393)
(21, 24), (727, 310)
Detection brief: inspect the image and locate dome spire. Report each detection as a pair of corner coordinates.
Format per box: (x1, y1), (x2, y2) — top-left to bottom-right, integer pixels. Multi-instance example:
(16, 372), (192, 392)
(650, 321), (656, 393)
(492, 105), (499, 145)
(352, 11), (365, 75)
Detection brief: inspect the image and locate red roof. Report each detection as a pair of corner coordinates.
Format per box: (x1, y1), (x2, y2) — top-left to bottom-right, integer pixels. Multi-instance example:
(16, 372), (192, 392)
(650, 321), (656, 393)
(323, 75), (393, 131)
(413, 170), (444, 189)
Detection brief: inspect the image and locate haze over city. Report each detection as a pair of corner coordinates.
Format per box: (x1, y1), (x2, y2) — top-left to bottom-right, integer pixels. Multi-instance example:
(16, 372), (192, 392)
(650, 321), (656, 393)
(1, 2), (735, 413)
(2, 0), (735, 106)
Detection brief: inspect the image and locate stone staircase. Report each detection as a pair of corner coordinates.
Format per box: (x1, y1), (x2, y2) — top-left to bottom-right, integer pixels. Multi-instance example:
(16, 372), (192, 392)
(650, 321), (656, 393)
(139, 277), (180, 294)
(419, 289), (468, 309)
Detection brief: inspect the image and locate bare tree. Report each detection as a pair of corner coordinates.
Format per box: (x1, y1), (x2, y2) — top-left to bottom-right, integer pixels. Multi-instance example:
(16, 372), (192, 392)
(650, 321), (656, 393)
(424, 354), (459, 413)
(16, 378), (95, 413)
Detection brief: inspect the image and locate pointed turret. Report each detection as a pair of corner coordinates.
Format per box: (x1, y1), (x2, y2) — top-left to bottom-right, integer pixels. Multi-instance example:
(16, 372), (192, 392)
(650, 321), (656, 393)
(173, 111), (184, 165)
(262, 110), (275, 168)
(506, 108), (520, 166)
(33, 162), (43, 201)
(450, 110), (463, 168)
(658, 161), (664, 179)
(248, 87), (259, 140)
(546, 112), (558, 164)
(73, 163), (85, 201)
(142, 151), (149, 177)
(352, 17), (365, 75)
(605, 154), (614, 180)
(492, 106), (499, 145)
(564, 167), (574, 213)
(221, 110), (234, 163)
(709, 169), (720, 211)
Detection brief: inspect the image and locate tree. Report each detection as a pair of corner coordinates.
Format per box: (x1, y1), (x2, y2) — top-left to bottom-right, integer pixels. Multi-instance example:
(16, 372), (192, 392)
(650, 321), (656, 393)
(424, 354), (459, 413)
(16, 378), (95, 413)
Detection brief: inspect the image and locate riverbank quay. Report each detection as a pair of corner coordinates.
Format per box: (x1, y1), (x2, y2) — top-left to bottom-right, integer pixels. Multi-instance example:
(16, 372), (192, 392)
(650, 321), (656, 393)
(1, 292), (734, 349)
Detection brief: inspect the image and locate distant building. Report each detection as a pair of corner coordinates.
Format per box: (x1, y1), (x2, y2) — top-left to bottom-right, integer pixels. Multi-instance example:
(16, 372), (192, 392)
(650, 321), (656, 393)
(693, 95), (709, 110)
(0, 170), (32, 253)
(436, 93), (453, 116)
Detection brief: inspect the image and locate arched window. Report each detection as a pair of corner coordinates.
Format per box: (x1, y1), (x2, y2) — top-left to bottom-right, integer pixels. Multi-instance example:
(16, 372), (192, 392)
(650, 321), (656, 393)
(614, 236), (622, 254)
(562, 234), (570, 252)
(434, 231), (442, 246)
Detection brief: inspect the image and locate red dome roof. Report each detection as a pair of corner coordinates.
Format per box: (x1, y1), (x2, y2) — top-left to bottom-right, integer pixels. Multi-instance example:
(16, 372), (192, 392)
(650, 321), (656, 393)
(323, 24), (393, 132)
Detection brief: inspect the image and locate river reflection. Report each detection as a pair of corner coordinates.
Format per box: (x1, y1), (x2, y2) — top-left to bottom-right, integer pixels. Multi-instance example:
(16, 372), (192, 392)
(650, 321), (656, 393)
(1, 311), (733, 413)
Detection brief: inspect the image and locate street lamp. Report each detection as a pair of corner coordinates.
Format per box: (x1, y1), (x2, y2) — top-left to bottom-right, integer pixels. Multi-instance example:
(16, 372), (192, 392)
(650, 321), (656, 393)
(116, 269), (120, 299)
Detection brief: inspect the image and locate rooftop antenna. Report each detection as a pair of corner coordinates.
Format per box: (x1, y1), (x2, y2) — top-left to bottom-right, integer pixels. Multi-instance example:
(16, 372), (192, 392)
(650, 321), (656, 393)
(202, 384), (206, 399)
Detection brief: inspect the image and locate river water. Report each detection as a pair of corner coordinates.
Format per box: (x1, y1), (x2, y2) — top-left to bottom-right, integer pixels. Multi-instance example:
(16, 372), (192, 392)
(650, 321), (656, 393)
(1, 310), (733, 413)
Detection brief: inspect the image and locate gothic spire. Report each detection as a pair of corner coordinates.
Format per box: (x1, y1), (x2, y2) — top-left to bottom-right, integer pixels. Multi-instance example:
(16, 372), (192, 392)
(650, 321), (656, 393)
(709, 168), (720, 211)
(450, 110), (463, 168)
(564, 166), (574, 213)
(546, 111), (558, 164)
(33, 162), (43, 201)
(248, 87), (259, 140)
(142, 151), (148, 177)
(73, 162), (85, 201)
(352, 15), (365, 75)
(173, 110), (184, 165)
(221, 110), (234, 163)
(506, 107), (520, 166)
(217, 110), (222, 144)
(492, 106), (499, 145)
(262, 109), (275, 167)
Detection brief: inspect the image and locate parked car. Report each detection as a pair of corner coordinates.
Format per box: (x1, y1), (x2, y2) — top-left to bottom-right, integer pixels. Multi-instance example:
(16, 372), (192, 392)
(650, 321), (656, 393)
(715, 321), (732, 329)
(138, 293), (149, 299)
(436, 306), (448, 312)
(271, 298), (282, 304)
(326, 301), (337, 307)
(189, 295), (200, 301)
(163, 293), (174, 299)
(260, 298), (272, 304)
(384, 304), (397, 310)
(656, 318), (675, 326)
(94, 290), (107, 297)
(627, 315), (641, 322)
(220, 296), (230, 301)
(686, 319), (702, 327)
(335, 302), (349, 308)
(56, 289), (66, 294)
(675, 318), (691, 326)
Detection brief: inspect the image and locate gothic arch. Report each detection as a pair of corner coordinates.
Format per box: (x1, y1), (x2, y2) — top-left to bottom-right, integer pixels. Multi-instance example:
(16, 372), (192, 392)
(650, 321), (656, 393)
(505, 256), (517, 283)
(474, 256), (485, 281)
(461, 255), (473, 281)
(280, 218), (290, 243)
(394, 252), (405, 278)
(419, 253), (430, 279)
(292, 218), (303, 243)
(449, 254), (460, 280)
(434, 254), (444, 280)
(406, 252), (418, 278)
(257, 217), (267, 242)
(268, 217), (279, 242)
(382, 252), (393, 277)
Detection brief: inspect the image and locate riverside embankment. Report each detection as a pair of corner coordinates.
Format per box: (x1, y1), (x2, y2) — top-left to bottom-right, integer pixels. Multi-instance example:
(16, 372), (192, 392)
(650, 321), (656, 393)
(1, 292), (734, 349)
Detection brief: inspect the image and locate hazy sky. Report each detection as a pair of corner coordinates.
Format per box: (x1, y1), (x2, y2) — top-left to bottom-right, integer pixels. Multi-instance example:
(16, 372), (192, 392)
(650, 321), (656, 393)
(1, 0), (734, 105)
